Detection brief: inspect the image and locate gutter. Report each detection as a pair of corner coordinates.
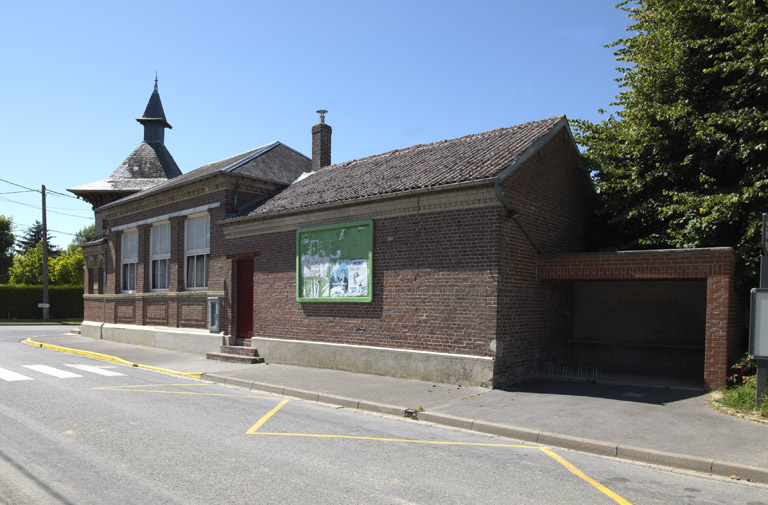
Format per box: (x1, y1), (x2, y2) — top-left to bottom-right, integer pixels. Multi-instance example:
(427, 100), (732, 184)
(491, 117), (573, 255)
(494, 179), (543, 254)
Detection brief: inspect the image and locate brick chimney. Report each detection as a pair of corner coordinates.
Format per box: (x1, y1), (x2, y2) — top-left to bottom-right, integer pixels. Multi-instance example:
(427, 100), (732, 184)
(312, 109), (332, 171)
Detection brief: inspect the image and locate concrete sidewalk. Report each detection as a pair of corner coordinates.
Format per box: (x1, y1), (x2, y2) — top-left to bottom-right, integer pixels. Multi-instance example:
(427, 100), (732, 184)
(26, 333), (768, 484)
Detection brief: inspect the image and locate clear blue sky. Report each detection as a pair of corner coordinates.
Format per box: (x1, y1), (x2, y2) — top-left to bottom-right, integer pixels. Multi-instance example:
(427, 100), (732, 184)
(0, 0), (630, 250)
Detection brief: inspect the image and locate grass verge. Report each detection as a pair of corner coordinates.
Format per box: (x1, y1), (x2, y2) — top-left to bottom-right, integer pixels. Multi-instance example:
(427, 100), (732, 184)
(711, 380), (768, 423)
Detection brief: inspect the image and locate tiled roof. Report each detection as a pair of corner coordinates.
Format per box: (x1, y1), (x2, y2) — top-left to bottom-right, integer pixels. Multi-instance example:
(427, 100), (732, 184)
(108, 141), (181, 180)
(242, 116), (566, 217)
(69, 141), (181, 196)
(96, 142), (310, 210)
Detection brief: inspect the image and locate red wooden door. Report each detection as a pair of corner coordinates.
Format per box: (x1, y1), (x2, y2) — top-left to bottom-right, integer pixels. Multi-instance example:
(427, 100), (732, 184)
(236, 258), (254, 339)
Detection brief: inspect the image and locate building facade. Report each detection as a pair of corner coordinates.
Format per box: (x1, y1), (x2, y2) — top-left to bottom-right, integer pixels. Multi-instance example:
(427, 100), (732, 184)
(74, 90), (742, 389)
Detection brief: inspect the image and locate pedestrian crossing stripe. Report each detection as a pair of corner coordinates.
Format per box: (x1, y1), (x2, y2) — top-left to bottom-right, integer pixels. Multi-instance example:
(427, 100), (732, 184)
(24, 365), (82, 378)
(0, 365), (125, 381)
(66, 364), (125, 377)
(0, 367), (33, 382)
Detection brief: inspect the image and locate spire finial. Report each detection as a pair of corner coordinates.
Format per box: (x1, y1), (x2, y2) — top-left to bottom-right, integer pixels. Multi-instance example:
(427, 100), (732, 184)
(154, 71), (158, 91)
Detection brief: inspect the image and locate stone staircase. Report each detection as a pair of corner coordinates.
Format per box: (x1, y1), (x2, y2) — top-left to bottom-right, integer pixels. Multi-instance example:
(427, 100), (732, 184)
(206, 339), (264, 364)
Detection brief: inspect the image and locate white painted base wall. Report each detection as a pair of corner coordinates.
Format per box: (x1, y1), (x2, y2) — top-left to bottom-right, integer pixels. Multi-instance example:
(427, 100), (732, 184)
(78, 321), (494, 386)
(251, 337), (495, 387)
(80, 321), (228, 354)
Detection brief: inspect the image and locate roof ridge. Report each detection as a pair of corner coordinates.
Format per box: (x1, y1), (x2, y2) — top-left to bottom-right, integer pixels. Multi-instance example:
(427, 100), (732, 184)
(194, 142), (278, 172)
(327, 116), (565, 170)
(223, 141), (281, 172)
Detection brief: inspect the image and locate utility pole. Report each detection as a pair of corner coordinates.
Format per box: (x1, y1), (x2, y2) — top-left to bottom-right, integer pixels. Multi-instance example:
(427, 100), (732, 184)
(41, 185), (49, 322)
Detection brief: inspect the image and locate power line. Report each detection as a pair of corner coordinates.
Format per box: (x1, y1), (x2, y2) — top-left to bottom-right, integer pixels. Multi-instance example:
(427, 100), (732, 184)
(0, 177), (82, 201)
(50, 228), (77, 237)
(0, 177), (37, 192)
(46, 204), (92, 212)
(48, 188), (81, 200)
(10, 222), (79, 237)
(0, 195), (92, 220)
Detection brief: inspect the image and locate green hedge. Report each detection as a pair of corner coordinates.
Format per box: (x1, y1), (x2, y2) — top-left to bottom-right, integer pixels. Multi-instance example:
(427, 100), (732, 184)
(0, 285), (83, 320)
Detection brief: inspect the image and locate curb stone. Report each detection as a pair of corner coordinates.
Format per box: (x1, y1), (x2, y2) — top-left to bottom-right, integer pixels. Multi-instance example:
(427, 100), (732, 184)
(538, 432), (618, 458)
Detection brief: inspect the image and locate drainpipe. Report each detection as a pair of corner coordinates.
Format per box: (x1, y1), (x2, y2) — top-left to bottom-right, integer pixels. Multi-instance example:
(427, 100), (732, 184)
(494, 178), (543, 254)
(101, 245), (107, 339)
(233, 176), (243, 212)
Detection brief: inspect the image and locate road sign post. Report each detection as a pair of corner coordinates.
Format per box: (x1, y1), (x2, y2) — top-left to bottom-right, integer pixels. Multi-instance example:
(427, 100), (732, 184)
(752, 214), (768, 409)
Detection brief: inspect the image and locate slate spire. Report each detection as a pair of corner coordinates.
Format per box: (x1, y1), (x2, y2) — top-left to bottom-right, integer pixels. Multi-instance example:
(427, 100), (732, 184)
(137, 77), (172, 144)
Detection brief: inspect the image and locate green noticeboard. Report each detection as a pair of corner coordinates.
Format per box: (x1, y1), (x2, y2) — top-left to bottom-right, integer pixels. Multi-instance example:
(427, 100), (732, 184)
(296, 220), (373, 302)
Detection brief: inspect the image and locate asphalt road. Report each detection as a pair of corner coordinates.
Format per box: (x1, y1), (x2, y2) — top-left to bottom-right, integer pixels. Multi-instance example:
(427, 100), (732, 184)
(1, 325), (766, 504)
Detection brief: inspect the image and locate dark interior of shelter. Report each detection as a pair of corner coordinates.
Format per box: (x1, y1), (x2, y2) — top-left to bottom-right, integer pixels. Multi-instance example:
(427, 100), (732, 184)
(570, 280), (706, 379)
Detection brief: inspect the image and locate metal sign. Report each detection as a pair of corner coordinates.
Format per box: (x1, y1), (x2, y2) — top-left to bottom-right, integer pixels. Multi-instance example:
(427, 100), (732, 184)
(749, 289), (768, 359)
(37, 303), (50, 309)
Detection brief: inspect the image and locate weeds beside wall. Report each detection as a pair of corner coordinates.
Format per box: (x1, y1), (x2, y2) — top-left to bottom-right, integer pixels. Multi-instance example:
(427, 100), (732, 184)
(0, 285), (83, 320)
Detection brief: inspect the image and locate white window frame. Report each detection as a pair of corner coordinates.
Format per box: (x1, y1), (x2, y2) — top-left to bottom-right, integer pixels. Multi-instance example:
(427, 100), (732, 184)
(150, 222), (170, 291)
(121, 228), (138, 292)
(185, 213), (210, 290)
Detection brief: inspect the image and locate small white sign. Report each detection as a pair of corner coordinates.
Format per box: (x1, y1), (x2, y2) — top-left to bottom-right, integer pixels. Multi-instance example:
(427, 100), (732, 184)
(749, 289), (768, 359)
(37, 303), (50, 308)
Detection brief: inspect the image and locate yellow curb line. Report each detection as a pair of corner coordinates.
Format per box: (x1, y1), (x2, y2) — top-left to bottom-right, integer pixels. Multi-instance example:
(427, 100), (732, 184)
(23, 336), (204, 380)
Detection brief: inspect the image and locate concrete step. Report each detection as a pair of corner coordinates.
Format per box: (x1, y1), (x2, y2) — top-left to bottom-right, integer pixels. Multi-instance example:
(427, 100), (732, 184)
(205, 352), (264, 364)
(220, 345), (259, 357)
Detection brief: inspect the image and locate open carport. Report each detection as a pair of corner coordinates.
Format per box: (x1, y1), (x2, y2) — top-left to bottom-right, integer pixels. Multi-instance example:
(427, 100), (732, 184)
(571, 279), (706, 379)
(537, 248), (742, 389)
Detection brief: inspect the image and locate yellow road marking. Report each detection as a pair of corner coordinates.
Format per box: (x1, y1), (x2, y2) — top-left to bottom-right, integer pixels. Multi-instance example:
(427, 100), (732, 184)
(250, 431), (537, 448)
(246, 399), (290, 434)
(540, 448), (634, 505)
(93, 383), (211, 389)
(245, 400), (631, 503)
(95, 388), (273, 398)
(23, 337), (204, 379)
(92, 383), (273, 399)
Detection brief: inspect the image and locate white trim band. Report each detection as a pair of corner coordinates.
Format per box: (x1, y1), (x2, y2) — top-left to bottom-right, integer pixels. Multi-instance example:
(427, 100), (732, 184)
(110, 203), (221, 232)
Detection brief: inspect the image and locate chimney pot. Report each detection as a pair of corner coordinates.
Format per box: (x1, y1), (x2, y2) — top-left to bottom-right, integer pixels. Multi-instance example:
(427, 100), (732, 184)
(312, 110), (331, 170)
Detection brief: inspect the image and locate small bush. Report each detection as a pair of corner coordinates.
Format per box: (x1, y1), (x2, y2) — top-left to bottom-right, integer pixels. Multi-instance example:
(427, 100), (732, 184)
(717, 355), (768, 418)
(726, 353), (757, 388)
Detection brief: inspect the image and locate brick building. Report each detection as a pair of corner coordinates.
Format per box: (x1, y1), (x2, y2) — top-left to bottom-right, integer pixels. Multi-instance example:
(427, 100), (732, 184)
(73, 87), (742, 389)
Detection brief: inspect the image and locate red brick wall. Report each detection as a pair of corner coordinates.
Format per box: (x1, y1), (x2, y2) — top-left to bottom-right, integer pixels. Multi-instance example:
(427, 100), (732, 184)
(224, 207), (502, 356)
(83, 187), (237, 330)
(493, 129), (591, 383)
(538, 249), (742, 389)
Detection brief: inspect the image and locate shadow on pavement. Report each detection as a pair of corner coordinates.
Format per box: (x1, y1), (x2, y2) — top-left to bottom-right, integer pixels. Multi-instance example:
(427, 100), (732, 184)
(496, 377), (707, 406)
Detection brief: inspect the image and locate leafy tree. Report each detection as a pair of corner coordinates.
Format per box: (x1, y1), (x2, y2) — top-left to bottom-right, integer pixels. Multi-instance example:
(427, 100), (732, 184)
(50, 244), (85, 285)
(0, 215), (14, 284)
(73, 224), (96, 245)
(572, 0), (768, 288)
(14, 220), (60, 257)
(9, 243), (45, 285)
(9, 241), (85, 286)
